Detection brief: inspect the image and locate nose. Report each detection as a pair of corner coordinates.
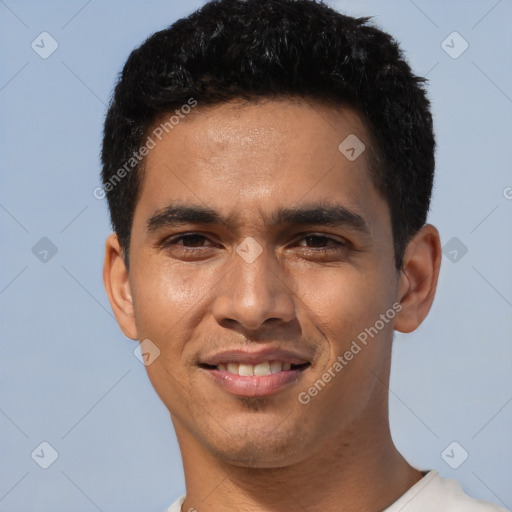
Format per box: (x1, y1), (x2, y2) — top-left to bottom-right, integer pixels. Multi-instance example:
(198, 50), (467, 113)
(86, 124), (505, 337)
(211, 241), (296, 331)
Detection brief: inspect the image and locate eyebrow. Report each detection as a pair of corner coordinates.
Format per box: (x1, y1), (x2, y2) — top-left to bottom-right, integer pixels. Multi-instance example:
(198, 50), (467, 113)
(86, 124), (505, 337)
(146, 201), (370, 235)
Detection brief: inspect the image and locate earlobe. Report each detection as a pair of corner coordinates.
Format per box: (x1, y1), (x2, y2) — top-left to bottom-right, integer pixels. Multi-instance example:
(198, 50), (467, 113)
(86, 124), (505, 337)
(394, 224), (442, 334)
(103, 233), (138, 340)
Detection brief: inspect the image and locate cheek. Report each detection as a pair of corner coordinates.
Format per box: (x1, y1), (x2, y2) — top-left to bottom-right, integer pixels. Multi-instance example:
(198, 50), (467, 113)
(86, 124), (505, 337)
(130, 259), (208, 337)
(129, 262), (208, 412)
(293, 264), (393, 338)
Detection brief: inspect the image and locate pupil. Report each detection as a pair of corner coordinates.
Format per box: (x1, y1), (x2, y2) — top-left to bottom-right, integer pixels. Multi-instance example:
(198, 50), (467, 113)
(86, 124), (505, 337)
(184, 235), (203, 246)
(307, 236), (325, 247)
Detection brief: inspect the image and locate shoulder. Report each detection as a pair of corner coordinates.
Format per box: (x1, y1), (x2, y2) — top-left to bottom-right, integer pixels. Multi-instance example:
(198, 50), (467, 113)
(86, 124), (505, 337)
(385, 470), (507, 512)
(434, 473), (507, 512)
(164, 494), (186, 512)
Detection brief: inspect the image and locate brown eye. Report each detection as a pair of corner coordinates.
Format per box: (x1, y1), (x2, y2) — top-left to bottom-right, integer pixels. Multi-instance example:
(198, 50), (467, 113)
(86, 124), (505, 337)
(175, 234), (209, 247)
(303, 235), (333, 248)
(161, 233), (215, 250)
(297, 234), (346, 250)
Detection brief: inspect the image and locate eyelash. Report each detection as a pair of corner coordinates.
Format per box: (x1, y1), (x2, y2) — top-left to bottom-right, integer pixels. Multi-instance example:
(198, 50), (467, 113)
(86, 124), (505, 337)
(160, 232), (347, 253)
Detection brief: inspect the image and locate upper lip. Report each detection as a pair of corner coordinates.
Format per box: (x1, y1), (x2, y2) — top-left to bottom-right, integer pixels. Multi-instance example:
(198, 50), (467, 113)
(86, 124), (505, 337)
(200, 347), (312, 366)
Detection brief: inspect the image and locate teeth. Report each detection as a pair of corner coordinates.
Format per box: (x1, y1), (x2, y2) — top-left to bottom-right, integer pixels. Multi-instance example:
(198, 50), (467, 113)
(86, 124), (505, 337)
(238, 363), (254, 376)
(270, 361), (283, 373)
(254, 362), (271, 376)
(216, 360), (298, 376)
(227, 363), (238, 374)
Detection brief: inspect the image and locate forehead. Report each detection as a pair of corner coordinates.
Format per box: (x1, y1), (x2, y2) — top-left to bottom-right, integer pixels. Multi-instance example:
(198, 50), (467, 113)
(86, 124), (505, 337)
(135, 98), (386, 231)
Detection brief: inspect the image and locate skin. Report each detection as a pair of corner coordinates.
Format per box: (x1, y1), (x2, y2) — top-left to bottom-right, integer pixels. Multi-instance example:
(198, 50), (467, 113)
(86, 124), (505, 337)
(103, 98), (442, 512)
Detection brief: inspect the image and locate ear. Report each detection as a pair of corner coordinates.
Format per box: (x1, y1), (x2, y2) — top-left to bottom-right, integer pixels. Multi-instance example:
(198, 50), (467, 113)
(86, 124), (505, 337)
(394, 224), (442, 333)
(103, 233), (138, 340)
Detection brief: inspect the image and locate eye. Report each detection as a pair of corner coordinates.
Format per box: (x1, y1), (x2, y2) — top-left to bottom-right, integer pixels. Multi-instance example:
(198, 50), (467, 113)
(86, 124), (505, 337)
(161, 233), (216, 250)
(296, 234), (347, 251)
(174, 234), (208, 247)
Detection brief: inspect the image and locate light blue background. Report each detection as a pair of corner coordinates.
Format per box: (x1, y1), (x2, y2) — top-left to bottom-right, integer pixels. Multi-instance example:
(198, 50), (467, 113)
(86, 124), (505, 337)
(1, 0), (511, 510)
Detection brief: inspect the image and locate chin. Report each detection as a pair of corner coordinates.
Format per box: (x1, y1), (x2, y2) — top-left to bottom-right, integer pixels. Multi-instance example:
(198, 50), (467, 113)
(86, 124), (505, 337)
(212, 442), (304, 469)
(201, 416), (313, 468)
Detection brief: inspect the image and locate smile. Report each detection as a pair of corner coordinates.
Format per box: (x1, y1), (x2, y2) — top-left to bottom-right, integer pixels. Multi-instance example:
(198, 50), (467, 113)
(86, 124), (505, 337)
(200, 360), (311, 398)
(206, 360), (310, 376)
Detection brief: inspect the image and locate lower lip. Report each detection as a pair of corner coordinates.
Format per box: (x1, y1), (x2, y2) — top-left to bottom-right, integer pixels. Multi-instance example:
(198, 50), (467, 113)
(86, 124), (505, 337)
(202, 367), (307, 397)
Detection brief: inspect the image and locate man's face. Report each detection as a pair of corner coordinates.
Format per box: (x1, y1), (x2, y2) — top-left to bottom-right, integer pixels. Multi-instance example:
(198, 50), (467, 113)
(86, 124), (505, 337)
(120, 99), (401, 467)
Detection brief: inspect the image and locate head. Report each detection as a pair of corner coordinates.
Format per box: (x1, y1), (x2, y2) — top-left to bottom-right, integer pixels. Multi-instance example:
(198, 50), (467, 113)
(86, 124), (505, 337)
(102, 0), (441, 468)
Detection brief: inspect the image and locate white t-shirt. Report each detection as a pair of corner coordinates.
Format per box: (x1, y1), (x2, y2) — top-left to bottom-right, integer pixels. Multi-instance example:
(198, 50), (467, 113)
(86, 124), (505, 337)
(165, 470), (507, 512)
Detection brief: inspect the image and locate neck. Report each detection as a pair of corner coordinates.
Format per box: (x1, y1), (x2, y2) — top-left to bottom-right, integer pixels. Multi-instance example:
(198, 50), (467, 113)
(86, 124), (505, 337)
(173, 407), (422, 512)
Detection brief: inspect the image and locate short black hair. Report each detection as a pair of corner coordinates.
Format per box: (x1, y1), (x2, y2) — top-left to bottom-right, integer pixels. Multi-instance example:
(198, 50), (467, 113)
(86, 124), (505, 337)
(101, 0), (435, 270)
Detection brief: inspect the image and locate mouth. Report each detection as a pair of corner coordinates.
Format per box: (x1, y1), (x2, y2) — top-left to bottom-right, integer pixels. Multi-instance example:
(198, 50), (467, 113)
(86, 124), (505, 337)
(198, 350), (312, 398)
(199, 360), (311, 376)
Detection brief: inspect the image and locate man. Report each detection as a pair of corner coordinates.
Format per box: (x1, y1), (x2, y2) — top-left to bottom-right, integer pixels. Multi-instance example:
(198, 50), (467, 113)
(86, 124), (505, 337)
(100, 1), (505, 510)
